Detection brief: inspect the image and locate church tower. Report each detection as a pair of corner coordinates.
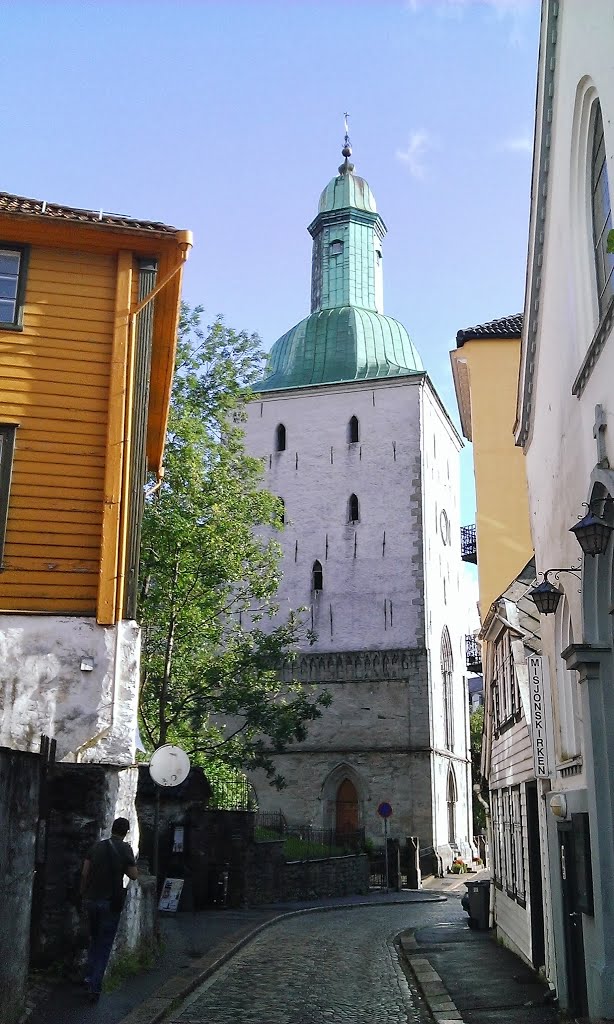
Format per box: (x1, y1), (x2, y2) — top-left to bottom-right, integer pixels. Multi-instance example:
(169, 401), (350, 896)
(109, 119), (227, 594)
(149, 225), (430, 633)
(244, 133), (470, 864)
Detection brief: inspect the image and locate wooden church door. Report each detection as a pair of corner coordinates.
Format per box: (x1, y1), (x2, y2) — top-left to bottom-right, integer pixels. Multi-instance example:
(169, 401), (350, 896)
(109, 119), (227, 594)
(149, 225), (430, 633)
(336, 779), (359, 834)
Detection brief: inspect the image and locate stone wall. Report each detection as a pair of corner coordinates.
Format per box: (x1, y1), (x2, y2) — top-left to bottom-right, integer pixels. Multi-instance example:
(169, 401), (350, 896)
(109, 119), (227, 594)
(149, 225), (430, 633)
(0, 747), (40, 1024)
(245, 843), (369, 905)
(110, 873), (158, 970)
(33, 761), (138, 967)
(0, 615), (139, 764)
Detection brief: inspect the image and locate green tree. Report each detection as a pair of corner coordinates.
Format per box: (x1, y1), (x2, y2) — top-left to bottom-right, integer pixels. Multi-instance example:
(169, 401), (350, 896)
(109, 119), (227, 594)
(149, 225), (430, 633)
(470, 705), (486, 832)
(138, 306), (330, 787)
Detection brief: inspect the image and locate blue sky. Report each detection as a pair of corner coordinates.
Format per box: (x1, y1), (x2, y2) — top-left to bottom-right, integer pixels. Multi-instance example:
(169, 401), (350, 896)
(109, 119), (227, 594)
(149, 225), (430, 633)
(1, 0), (540, 539)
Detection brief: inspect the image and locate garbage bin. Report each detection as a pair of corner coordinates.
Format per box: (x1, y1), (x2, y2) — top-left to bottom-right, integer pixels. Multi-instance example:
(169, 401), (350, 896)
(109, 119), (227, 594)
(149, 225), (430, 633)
(464, 879), (490, 930)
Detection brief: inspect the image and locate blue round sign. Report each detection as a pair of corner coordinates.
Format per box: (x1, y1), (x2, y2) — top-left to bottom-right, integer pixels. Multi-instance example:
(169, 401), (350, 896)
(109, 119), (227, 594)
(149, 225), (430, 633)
(377, 801), (393, 819)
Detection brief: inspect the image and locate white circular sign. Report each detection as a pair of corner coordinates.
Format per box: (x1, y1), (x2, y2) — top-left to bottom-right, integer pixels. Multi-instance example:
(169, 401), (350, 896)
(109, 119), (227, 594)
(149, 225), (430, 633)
(149, 744), (191, 788)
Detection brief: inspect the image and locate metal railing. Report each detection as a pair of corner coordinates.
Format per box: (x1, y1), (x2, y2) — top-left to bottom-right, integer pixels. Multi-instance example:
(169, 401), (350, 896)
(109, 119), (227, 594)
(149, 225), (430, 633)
(461, 524), (477, 564)
(208, 777), (257, 811)
(466, 634), (483, 673)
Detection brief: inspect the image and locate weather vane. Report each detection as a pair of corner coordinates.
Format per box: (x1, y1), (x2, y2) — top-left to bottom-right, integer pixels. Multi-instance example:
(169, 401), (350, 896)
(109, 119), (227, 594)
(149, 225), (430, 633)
(344, 112), (351, 148)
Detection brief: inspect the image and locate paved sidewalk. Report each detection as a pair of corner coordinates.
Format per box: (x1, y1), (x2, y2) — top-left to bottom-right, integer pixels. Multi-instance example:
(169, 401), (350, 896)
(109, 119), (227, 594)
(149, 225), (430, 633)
(25, 888), (443, 1024)
(403, 873), (559, 1024)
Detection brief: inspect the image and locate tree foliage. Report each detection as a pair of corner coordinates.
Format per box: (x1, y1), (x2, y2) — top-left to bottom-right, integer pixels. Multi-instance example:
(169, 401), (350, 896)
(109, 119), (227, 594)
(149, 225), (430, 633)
(138, 306), (330, 787)
(469, 705), (486, 832)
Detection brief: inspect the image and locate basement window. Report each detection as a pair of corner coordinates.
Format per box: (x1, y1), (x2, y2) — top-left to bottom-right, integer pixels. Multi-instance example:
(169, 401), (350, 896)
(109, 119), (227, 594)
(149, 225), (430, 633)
(0, 245), (29, 329)
(0, 425), (16, 566)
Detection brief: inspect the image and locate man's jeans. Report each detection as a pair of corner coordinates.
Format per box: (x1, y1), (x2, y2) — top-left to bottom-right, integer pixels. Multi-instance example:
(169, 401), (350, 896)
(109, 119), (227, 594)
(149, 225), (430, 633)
(86, 899), (121, 994)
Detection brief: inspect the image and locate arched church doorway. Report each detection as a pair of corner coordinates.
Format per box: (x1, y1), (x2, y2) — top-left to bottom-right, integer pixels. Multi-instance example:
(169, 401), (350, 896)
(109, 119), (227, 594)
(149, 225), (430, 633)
(447, 767), (457, 845)
(336, 778), (359, 835)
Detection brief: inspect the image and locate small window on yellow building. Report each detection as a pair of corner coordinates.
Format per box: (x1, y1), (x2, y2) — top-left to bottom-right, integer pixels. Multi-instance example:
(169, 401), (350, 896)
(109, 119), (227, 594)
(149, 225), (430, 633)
(0, 245), (28, 328)
(0, 424), (16, 565)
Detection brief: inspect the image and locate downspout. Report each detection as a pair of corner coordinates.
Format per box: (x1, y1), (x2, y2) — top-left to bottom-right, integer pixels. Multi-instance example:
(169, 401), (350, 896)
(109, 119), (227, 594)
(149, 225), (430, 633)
(78, 232), (192, 761)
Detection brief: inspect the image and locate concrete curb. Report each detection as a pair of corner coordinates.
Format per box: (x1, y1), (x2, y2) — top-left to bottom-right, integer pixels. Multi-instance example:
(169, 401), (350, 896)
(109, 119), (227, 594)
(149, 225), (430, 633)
(117, 894), (446, 1024)
(400, 933), (465, 1024)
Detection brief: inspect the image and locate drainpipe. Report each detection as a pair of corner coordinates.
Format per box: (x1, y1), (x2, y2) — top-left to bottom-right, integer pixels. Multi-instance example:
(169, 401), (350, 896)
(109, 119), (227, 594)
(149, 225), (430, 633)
(474, 783), (495, 929)
(75, 233), (192, 762)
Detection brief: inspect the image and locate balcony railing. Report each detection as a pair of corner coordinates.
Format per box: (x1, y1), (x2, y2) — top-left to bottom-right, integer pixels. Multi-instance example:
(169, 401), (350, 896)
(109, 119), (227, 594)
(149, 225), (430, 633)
(466, 634), (483, 674)
(461, 524), (477, 564)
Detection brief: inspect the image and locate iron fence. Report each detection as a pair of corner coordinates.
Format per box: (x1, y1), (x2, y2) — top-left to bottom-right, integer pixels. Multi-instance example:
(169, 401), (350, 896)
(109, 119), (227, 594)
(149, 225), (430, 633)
(208, 777), (257, 811)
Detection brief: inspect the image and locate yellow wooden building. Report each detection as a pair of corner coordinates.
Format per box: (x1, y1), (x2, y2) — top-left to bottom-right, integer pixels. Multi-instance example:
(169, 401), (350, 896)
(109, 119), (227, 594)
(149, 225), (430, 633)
(0, 191), (191, 762)
(450, 314), (533, 616)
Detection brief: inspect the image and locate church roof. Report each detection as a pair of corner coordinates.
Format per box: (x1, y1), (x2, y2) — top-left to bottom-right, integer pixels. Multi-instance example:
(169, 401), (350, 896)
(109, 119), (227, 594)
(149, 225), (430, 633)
(456, 313), (523, 346)
(255, 306), (423, 392)
(318, 171), (377, 215)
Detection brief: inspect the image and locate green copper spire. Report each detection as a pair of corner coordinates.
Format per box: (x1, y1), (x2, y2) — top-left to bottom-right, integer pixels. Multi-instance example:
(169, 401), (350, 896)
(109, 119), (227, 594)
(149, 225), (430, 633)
(256, 130), (422, 392)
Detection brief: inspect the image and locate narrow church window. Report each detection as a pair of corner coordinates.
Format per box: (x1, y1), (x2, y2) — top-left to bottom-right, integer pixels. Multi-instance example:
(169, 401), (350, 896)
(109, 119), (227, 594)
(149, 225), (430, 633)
(330, 239), (344, 256)
(375, 249), (382, 266)
(348, 493), (360, 523)
(348, 415), (359, 443)
(275, 423), (286, 451)
(441, 627), (454, 751)
(591, 101), (614, 315)
(312, 560), (323, 592)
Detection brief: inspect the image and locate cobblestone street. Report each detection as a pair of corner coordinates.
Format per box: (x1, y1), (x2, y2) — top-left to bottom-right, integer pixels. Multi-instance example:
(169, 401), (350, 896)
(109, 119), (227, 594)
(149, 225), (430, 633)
(168, 905), (434, 1024)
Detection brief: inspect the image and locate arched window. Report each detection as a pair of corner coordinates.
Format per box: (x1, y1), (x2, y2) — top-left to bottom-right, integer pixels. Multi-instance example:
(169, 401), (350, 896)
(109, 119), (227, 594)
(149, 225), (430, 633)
(447, 767), (457, 845)
(330, 239), (344, 256)
(591, 101), (614, 315)
(348, 494), (359, 523)
(275, 423), (286, 452)
(348, 415), (359, 443)
(441, 627), (454, 751)
(278, 497), (285, 525)
(312, 560), (323, 592)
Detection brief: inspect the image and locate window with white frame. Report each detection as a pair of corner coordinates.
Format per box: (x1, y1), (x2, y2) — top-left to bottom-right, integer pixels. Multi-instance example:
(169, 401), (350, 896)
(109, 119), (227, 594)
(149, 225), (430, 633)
(492, 629), (520, 732)
(492, 786), (525, 907)
(0, 245), (28, 327)
(0, 425), (16, 564)
(591, 101), (614, 316)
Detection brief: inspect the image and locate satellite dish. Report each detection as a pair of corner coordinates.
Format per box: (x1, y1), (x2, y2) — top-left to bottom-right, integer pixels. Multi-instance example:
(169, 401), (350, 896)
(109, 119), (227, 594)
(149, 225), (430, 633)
(149, 744), (191, 788)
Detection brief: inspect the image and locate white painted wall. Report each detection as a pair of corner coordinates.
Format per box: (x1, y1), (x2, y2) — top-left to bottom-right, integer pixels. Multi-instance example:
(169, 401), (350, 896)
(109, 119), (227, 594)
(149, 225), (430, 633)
(246, 377), (426, 652)
(244, 373), (470, 848)
(0, 615), (139, 764)
(518, 2), (614, 1014)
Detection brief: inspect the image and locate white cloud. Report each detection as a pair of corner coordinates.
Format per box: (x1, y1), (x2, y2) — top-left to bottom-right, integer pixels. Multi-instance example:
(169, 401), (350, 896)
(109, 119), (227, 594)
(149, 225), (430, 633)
(499, 134), (533, 154)
(406, 0), (538, 45)
(396, 131), (435, 179)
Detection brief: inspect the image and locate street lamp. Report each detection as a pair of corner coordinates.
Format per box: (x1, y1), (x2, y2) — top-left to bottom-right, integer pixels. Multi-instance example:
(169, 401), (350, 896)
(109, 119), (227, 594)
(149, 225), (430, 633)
(528, 567), (581, 616)
(570, 503), (614, 557)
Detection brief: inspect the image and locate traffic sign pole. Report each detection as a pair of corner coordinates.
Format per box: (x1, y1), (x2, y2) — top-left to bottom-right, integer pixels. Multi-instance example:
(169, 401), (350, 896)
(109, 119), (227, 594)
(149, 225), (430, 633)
(384, 817), (389, 893)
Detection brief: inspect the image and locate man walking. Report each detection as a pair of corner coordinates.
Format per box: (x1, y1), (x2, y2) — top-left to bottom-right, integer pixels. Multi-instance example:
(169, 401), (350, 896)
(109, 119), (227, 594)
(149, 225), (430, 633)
(80, 817), (138, 1001)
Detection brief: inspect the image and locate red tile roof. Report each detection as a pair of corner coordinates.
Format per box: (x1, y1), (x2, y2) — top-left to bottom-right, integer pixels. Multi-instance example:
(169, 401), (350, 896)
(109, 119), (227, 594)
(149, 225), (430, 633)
(0, 191), (177, 235)
(456, 313), (523, 346)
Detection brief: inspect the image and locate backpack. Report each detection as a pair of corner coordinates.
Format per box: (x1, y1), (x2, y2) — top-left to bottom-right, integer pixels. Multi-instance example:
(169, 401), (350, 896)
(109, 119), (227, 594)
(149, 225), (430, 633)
(106, 839), (127, 913)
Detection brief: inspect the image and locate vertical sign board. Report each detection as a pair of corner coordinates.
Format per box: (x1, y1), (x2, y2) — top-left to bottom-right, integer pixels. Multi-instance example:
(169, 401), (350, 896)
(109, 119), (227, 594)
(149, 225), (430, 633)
(528, 655), (550, 778)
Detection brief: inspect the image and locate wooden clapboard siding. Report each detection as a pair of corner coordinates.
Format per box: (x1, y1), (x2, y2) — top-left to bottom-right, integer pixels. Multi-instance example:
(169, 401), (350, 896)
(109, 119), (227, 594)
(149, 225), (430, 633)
(0, 245), (115, 614)
(490, 717), (535, 788)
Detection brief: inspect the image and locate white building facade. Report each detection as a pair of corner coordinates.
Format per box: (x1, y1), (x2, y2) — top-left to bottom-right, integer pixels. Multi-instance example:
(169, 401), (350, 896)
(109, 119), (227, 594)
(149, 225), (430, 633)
(516, 1), (614, 1017)
(244, 141), (471, 861)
